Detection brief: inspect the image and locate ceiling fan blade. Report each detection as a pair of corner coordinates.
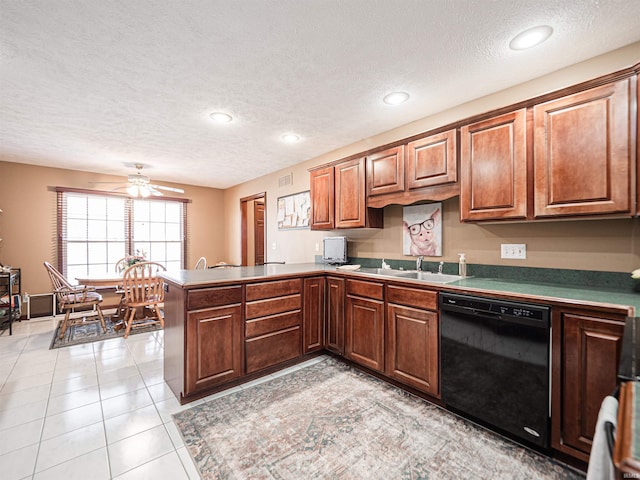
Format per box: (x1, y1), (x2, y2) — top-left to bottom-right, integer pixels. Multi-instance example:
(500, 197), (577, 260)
(149, 184), (185, 194)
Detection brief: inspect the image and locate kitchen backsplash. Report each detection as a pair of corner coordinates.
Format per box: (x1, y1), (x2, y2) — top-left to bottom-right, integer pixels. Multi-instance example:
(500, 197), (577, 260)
(316, 256), (636, 292)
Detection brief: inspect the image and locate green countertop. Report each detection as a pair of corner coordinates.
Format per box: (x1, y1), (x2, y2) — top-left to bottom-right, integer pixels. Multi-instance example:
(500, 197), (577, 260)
(161, 263), (640, 315)
(446, 277), (640, 313)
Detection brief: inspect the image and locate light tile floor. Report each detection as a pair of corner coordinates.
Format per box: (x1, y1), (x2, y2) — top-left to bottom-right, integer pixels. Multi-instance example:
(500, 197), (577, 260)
(0, 314), (323, 480)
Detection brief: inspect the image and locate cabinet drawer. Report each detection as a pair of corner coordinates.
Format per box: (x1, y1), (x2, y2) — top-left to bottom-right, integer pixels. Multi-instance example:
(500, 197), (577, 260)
(245, 326), (301, 374)
(246, 279), (301, 301)
(245, 293), (301, 320)
(387, 285), (437, 311)
(346, 279), (384, 300)
(187, 286), (242, 310)
(246, 311), (301, 338)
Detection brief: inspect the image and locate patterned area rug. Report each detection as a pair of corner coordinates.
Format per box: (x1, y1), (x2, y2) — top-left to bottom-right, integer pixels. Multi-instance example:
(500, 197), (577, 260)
(49, 313), (161, 349)
(173, 357), (584, 480)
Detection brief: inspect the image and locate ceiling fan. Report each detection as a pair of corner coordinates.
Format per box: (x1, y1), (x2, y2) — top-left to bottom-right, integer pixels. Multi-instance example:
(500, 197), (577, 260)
(90, 164), (185, 197)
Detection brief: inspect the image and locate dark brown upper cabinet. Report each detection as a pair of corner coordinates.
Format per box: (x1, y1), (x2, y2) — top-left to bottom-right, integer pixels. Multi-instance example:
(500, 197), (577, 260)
(310, 157), (383, 230)
(460, 109), (528, 221)
(366, 129), (460, 208)
(407, 129), (457, 190)
(533, 79), (632, 218)
(309, 165), (334, 229)
(366, 146), (405, 197)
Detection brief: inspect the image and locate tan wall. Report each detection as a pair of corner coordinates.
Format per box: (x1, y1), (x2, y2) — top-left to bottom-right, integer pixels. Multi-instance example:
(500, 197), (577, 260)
(0, 161), (226, 294)
(223, 42), (640, 274)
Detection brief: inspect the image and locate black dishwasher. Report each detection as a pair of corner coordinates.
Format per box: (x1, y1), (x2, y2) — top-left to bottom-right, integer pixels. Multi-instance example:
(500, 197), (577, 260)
(440, 292), (551, 449)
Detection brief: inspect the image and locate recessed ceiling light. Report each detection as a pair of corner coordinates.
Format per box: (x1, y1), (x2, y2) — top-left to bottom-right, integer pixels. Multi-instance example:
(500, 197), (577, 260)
(383, 91), (410, 105)
(509, 25), (553, 50)
(281, 133), (300, 143)
(209, 112), (233, 123)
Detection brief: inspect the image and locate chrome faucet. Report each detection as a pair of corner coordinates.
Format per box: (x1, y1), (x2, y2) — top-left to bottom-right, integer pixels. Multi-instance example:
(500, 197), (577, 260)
(416, 256), (423, 271)
(438, 261), (444, 274)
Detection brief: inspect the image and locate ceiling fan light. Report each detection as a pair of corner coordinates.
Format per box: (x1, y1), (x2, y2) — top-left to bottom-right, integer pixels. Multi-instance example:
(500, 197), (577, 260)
(139, 185), (151, 198)
(126, 185), (139, 197)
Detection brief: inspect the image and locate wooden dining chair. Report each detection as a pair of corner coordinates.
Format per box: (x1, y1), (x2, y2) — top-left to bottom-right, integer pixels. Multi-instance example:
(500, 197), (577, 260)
(209, 262), (242, 268)
(43, 261), (107, 339)
(112, 257), (129, 320)
(121, 261), (166, 338)
(194, 256), (207, 270)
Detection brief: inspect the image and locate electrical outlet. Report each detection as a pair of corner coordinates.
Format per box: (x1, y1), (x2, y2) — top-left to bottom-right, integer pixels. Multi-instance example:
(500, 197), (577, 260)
(272, 242), (277, 251)
(501, 243), (526, 259)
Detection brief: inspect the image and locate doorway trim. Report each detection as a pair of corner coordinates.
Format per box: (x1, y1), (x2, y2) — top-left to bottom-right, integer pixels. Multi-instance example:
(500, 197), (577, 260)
(240, 192), (266, 266)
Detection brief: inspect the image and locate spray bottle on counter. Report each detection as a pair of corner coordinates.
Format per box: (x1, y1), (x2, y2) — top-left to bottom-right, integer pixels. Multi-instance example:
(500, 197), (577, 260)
(458, 253), (467, 277)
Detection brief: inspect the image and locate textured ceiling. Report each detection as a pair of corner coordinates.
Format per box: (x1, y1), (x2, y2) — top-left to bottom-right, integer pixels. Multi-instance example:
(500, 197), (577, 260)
(1, 0), (639, 189)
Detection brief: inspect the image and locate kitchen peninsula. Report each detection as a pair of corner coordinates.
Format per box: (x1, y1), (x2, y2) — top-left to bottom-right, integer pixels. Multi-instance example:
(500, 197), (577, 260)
(161, 263), (638, 466)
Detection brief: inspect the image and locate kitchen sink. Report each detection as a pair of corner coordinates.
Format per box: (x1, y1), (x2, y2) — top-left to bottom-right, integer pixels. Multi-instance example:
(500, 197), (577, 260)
(362, 268), (414, 277)
(358, 268), (464, 284)
(394, 271), (464, 284)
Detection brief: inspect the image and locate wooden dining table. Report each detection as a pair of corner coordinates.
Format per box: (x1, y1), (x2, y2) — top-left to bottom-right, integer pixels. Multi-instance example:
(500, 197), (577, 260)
(75, 273), (160, 325)
(75, 274), (124, 289)
(75, 274), (127, 323)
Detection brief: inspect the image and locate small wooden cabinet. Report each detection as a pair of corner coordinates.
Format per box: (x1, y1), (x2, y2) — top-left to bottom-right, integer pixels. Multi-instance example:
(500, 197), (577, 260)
(366, 146), (405, 196)
(309, 166), (334, 229)
(385, 285), (439, 397)
(325, 276), (345, 355)
(183, 286), (244, 396)
(407, 129), (457, 190)
(186, 304), (243, 393)
(460, 109), (528, 221)
(245, 279), (302, 374)
(552, 308), (626, 462)
(303, 277), (325, 353)
(310, 158), (383, 230)
(366, 129), (459, 208)
(534, 79), (632, 218)
(345, 279), (385, 372)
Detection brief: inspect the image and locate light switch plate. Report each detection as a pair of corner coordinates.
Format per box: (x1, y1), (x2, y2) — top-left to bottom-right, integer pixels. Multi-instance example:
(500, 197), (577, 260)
(501, 243), (526, 259)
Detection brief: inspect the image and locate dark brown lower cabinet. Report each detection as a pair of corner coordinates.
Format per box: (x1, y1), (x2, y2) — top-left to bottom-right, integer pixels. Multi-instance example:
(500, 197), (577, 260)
(303, 277), (325, 353)
(244, 279), (302, 374)
(345, 280), (385, 372)
(386, 304), (439, 396)
(325, 277), (345, 355)
(186, 304), (243, 394)
(385, 284), (439, 397)
(552, 308), (625, 462)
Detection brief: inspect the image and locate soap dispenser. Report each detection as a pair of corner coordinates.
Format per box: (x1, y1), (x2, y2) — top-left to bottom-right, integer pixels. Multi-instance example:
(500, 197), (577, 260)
(458, 253), (467, 277)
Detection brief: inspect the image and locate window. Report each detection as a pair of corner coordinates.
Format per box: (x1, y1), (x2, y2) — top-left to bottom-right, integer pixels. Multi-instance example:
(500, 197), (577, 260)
(57, 189), (186, 282)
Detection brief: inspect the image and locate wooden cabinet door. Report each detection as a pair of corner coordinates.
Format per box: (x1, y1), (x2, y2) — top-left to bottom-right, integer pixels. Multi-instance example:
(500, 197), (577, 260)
(553, 310), (624, 460)
(303, 277), (324, 353)
(407, 128), (457, 189)
(366, 146), (405, 196)
(534, 79), (631, 217)
(310, 166), (334, 229)
(325, 277), (345, 355)
(636, 75), (640, 215)
(345, 294), (384, 372)
(335, 157), (368, 228)
(186, 305), (243, 395)
(386, 304), (439, 396)
(460, 109), (528, 221)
